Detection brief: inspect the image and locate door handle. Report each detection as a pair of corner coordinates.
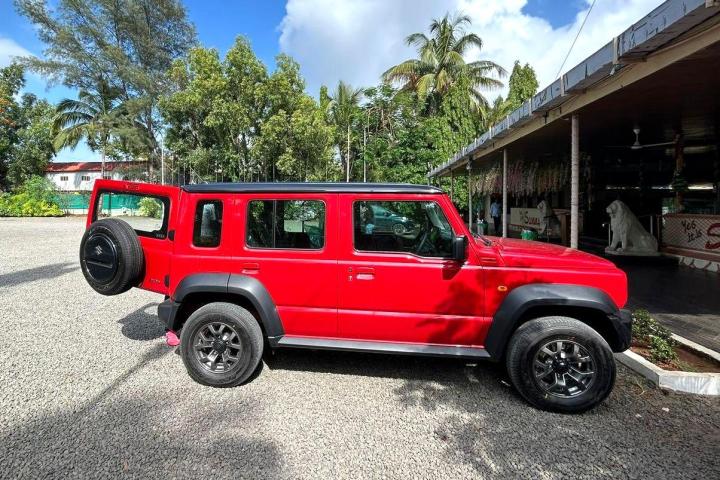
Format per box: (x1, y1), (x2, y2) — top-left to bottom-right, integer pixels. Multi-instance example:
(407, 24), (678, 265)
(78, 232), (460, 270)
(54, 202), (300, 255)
(356, 267), (375, 280)
(242, 262), (260, 273)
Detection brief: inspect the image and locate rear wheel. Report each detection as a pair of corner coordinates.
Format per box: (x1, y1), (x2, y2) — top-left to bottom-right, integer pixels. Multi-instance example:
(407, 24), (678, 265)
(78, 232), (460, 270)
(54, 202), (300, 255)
(506, 316), (616, 413)
(79, 218), (143, 295)
(180, 302), (264, 388)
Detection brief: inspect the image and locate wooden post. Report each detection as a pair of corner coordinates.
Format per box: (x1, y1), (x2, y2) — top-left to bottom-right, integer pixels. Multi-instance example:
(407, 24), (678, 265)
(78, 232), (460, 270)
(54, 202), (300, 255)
(502, 149), (508, 238)
(467, 161), (473, 232)
(450, 170), (454, 202)
(570, 114), (580, 249)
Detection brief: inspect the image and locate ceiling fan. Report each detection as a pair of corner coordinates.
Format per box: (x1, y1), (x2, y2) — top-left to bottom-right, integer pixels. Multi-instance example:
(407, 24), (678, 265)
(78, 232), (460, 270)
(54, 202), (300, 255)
(606, 127), (676, 150)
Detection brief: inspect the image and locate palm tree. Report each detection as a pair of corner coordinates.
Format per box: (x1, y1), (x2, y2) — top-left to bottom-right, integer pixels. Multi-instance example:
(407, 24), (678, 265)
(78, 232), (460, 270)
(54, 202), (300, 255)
(383, 13), (506, 113)
(53, 80), (122, 176)
(327, 81), (363, 182)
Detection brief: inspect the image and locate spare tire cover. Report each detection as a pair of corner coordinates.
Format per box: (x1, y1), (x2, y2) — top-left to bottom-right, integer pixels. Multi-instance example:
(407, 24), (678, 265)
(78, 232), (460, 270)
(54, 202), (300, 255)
(80, 218), (144, 296)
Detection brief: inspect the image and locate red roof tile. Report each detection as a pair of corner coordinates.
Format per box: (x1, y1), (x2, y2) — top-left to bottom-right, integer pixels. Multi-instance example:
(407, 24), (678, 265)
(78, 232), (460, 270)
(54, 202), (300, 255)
(45, 161), (146, 173)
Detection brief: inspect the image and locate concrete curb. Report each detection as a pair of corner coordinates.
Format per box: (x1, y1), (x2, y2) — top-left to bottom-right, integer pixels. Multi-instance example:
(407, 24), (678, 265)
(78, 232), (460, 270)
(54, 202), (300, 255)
(615, 335), (720, 395)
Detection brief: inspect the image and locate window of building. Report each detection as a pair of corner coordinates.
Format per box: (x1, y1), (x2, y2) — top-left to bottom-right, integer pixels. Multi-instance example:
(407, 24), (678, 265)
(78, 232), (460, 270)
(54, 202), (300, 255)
(81, 175), (91, 181)
(94, 191), (169, 238)
(102, 173), (112, 180)
(247, 200), (325, 249)
(193, 200), (223, 247)
(59, 175), (69, 181)
(353, 201), (454, 257)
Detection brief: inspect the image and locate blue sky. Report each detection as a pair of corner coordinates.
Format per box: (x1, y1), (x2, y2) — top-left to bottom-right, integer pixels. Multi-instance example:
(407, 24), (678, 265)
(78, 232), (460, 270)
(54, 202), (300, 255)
(1, 0), (661, 163)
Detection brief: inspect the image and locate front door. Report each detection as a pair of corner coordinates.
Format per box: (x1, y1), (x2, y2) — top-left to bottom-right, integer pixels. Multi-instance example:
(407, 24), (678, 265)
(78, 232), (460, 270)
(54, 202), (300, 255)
(338, 195), (488, 346)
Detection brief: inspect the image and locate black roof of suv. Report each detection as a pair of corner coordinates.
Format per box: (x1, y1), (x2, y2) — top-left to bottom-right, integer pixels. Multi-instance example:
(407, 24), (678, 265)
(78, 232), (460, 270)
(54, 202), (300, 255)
(181, 182), (443, 194)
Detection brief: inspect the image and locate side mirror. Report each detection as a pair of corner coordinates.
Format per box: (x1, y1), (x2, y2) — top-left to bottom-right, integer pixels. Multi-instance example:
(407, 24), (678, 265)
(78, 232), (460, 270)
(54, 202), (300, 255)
(452, 235), (467, 262)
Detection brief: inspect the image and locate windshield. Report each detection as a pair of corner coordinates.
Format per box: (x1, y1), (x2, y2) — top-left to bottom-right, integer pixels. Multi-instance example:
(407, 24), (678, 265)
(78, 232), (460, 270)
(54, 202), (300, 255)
(442, 194), (492, 245)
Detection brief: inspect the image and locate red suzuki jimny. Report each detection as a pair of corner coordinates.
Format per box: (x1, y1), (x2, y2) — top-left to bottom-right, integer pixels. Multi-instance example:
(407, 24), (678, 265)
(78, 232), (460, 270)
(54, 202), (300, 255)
(80, 180), (631, 412)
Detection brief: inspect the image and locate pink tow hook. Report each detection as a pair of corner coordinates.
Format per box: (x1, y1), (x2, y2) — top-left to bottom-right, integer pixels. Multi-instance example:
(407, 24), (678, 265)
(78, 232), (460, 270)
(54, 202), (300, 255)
(165, 330), (180, 347)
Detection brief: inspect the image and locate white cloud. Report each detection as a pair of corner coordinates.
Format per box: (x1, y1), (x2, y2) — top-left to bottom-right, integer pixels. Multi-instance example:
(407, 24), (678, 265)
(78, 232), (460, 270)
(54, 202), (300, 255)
(0, 36), (32, 68)
(279, 0), (663, 98)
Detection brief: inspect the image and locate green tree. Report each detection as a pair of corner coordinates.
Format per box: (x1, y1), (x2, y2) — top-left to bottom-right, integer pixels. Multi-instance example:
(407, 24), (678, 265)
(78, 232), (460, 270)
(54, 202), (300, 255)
(327, 81), (363, 181)
(506, 61), (539, 110)
(0, 65), (55, 189)
(383, 13), (505, 113)
(0, 64), (25, 189)
(15, 0), (197, 172)
(161, 37), (268, 182)
(480, 60), (538, 130)
(161, 38), (334, 183)
(7, 95), (56, 187)
(53, 81), (123, 176)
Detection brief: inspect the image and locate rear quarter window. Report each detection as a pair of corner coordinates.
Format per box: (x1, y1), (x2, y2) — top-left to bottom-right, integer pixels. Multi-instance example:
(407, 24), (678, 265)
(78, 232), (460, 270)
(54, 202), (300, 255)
(193, 200), (223, 247)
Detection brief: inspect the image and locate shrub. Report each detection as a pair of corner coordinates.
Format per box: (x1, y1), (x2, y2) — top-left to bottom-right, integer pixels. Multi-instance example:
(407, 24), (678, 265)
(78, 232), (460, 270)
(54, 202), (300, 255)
(138, 197), (162, 219)
(19, 176), (59, 204)
(632, 309), (678, 365)
(650, 336), (679, 364)
(0, 176), (64, 217)
(632, 309), (673, 342)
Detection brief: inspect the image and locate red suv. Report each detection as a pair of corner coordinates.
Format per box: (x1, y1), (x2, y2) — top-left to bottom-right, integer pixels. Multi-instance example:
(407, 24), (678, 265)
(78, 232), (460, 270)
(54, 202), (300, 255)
(80, 180), (631, 412)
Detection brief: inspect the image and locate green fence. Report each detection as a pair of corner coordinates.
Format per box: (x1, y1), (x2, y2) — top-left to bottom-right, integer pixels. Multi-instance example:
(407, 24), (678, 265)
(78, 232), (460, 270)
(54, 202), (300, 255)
(55, 192), (143, 214)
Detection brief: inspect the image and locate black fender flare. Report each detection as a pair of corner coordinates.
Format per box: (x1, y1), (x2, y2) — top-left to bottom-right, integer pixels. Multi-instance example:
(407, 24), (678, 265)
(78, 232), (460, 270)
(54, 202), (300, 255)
(162, 273), (284, 337)
(484, 283), (623, 359)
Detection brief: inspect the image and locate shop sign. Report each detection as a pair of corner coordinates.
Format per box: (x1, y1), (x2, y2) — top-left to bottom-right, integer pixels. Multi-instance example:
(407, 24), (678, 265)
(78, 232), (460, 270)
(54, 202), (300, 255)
(663, 214), (720, 252)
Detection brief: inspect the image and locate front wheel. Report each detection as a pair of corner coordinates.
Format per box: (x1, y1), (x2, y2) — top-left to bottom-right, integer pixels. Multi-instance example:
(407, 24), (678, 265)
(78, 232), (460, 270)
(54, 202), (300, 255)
(180, 302), (264, 388)
(506, 316), (616, 413)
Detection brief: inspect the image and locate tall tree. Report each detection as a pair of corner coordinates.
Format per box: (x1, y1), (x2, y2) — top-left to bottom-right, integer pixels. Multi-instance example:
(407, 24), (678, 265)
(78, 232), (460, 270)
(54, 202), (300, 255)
(0, 65), (55, 189)
(383, 13), (505, 113)
(53, 81), (123, 176)
(253, 55), (335, 181)
(327, 81), (363, 181)
(15, 0), (196, 172)
(481, 60), (538, 130)
(161, 38), (334, 183)
(506, 61), (539, 110)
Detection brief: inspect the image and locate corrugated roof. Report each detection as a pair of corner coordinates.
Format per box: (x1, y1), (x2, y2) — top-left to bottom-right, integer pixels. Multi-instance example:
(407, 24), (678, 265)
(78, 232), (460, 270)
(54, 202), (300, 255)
(429, 0), (719, 178)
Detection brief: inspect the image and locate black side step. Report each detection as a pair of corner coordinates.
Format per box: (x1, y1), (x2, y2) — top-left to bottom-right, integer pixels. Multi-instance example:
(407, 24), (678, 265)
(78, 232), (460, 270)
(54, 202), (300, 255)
(273, 336), (490, 359)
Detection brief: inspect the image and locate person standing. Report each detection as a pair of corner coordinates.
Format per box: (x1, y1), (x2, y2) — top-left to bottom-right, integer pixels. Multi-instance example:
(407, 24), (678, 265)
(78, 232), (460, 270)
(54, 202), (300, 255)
(490, 198), (502, 235)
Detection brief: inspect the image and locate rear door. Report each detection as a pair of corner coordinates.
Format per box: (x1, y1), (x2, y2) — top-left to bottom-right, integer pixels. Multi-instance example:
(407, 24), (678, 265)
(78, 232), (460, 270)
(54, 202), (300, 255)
(231, 193), (339, 337)
(88, 180), (180, 295)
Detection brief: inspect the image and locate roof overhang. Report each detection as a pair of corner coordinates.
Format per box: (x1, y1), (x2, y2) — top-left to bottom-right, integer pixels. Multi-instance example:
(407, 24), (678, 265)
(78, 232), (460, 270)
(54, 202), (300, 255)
(430, 0), (720, 178)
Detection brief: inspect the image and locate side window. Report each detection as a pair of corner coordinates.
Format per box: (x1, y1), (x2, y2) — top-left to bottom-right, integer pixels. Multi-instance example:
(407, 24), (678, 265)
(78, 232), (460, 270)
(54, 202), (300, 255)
(95, 191), (169, 238)
(354, 201), (454, 257)
(247, 199), (325, 250)
(193, 200), (223, 247)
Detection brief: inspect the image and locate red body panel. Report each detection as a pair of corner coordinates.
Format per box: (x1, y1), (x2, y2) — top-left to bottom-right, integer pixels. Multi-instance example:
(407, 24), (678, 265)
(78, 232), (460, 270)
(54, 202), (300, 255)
(85, 181), (628, 348)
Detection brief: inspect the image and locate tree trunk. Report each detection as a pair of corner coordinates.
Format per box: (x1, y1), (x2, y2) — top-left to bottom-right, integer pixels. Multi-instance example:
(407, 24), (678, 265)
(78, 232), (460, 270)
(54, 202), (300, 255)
(346, 124), (351, 182)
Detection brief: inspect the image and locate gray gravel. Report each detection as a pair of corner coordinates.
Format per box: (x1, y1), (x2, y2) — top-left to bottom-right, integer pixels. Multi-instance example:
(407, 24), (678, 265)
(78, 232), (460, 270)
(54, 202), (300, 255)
(1, 216), (719, 479)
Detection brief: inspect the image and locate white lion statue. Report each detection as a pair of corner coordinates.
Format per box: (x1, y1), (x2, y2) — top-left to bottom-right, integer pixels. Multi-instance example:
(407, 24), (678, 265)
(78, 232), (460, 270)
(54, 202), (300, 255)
(537, 200), (560, 237)
(606, 200), (658, 254)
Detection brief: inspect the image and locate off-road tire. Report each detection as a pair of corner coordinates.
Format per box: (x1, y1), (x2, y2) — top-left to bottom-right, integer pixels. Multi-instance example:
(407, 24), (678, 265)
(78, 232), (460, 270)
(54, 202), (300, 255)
(79, 218), (144, 296)
(506, 316), (616, 413)
(180, 302), (264, 388)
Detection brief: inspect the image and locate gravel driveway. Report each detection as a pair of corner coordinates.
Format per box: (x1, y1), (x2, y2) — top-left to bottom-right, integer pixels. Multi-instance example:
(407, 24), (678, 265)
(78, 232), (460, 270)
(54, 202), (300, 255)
(1, 217), (719, 479)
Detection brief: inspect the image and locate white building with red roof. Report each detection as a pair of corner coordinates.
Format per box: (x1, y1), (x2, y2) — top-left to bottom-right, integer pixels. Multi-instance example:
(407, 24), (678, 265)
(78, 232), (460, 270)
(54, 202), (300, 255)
(45, 161), (146, 191)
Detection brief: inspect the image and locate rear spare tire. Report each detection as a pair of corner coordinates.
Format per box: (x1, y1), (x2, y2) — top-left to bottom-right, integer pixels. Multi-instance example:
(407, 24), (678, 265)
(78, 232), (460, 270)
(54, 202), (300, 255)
(79, 218), (144, 295)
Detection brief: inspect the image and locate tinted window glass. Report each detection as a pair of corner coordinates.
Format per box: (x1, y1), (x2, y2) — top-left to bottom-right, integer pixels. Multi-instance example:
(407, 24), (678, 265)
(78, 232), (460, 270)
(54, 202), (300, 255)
(354, 201), (453, 257)
(95, 192), (168, 238)
(193, 200), (223, 247)
(247, 200), (325, 249)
